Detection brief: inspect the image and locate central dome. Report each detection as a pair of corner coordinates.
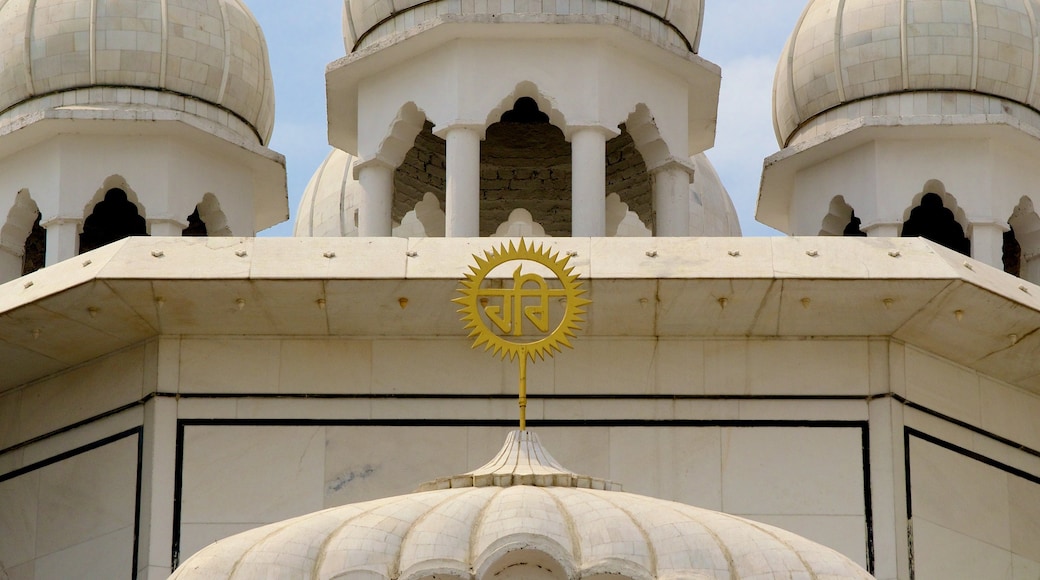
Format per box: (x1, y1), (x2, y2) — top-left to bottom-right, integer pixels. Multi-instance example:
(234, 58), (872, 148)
(0, 0), (274, 144)
(342, 0), (703, 54)
(774, 0), (1040, 146)
(170, 431), (874, 580)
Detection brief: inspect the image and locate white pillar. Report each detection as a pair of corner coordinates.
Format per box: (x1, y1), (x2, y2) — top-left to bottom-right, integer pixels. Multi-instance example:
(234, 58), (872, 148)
(148, 220), (187, 237)
(863, 222), (901, 237)
(970, 221), (1007, 271)
(42, 218), (80, 265)
(571, 127), (609, 237)
(651, 161), (693, 237)
(444, 126), (481, 237)
(356, 159), (395, 237)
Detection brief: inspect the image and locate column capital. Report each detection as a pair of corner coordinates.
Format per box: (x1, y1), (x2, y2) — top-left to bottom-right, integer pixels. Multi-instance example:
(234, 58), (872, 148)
(352, 156), (397, 179)
(646, 156), (696, 178)
(564, 124), (621, 142)
(40, 217), (83, 229)
(432, 123), (486, 140)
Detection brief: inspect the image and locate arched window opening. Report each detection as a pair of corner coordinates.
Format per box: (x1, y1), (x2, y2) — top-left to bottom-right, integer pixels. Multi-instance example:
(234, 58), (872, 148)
(480, 98), (571, 236)
(606, 124), (652, 231)
(901, 192), (970, 255)
(182, 207), (207, 236)
(393, 120), (446, 231)
(22, 211), (45, 275)
(79, 188), (147, 253)
(1003, 227), (1022, 277)
(819, 195), (864, 236)
(844, 211), (867, 236)
(1007, 197), (1040, 283)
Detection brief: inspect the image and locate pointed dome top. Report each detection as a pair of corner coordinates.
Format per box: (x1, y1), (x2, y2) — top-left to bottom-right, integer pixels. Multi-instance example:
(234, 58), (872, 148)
(169, 430), (876, 580)
(418, 430), (621, 491)
(774, 0), (1040, 146)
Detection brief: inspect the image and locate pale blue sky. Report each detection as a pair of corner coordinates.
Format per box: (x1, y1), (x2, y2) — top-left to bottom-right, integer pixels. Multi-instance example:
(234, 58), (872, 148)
(248, 0), (806, 237)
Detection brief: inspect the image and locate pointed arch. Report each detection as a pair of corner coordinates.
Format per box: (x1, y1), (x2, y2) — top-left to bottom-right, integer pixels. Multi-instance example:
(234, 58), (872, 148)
(0, 189), (45, 280)
(1009, 196), (1040, 282)
(900, 180), (970, 256)
(185, 193), (232, 237)
(820, 195), (865, 236)
(483, 81), (568, 135)
(370, 102), (429, 169)
(80, 176), (148, 254)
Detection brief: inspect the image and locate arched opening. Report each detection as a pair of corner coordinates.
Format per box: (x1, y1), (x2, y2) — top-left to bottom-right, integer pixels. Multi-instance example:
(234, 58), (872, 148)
(480, 97), (570, 236)
(901, 191), (970, 256)
(182, 207), (207, 236)
(605, 124), (652, 231)
(393, 120), (446, 231)
(1008, 197), (1040, 283)
(480, 549), (568, 580)
(22, 212), (45, 274)
(820, 196), (865, 236)
(0, 190), (46, 280)
(183, 193), (232, 237)
(80, 188), (148, 253)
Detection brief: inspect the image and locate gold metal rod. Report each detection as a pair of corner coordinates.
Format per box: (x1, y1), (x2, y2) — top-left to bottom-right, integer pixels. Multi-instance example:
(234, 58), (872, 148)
(519, 347), (527, 431)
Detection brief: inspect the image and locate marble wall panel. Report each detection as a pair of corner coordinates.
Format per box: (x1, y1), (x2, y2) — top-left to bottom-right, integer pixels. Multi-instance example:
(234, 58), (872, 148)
(720, 426), (865, 516)
(0, 432), (138, 579)
(909, 437), (1011, 549)
(180, 425), (325, 524)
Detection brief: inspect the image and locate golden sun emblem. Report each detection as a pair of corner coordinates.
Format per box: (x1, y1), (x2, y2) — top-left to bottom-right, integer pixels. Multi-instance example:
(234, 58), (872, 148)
(454, 239), (590, 362)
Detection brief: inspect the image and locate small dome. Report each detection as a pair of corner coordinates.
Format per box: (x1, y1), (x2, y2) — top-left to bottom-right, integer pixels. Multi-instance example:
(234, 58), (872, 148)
(774, 0), (1040, 146)
(342, 0), (702, 54)
(691, 153), (741, 237)
(0, 0), (274, 144)
(294, 150), (741, 237)
(170, 431), (875, 580)
(294, 149), (362, 237)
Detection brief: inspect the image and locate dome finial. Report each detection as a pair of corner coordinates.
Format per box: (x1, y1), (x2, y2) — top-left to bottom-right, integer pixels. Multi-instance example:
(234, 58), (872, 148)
(417, 429), (622, 491)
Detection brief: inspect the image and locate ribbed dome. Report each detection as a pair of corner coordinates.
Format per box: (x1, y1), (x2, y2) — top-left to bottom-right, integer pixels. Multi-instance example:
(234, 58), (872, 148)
(169, 431), (874, 580)
(293, 149), (741, 237)
(774, 0), (1040, 146)
(0, 0), (274, 144)
(168, 434), (869, 577)
(342, 0), (702, 54)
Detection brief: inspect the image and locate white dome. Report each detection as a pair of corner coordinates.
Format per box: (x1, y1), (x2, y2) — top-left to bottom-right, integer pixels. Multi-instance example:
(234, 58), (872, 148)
(342, 0), (703, 55)
(295, 150), (741, 238)
(0, 0), (274, 144)
(774, 0), (1040, 146)
(170, 431), (874, 580)
(691, 153), (741, 237)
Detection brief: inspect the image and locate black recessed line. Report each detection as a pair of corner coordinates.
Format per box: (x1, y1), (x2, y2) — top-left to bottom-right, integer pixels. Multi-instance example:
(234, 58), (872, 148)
(902, 426), (1040, 580)
(0, 427), (143, 580)
(893, 394), (1040, 461)
(906, 427), (1040, 486)
(862, 425), (875, 575)
(0, 394), (156, 457)
(169, 418), (872, 570)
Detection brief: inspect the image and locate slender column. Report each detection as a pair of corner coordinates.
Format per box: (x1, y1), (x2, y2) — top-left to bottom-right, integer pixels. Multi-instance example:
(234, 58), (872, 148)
(970, 221), (1007, 271)
(148, 220), (187, 237)
(42, 218), (81, 265)
(571, 127), (609, 237)
(356, 159), (395, 237)
(444, 126), (481, 237)
(651, 160), (693, 237)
